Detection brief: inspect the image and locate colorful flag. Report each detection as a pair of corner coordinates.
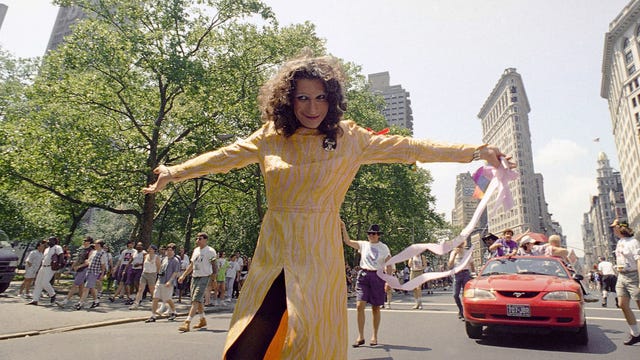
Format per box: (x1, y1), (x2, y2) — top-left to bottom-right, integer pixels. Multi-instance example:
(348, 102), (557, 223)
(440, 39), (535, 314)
(472, 166), (494, 199)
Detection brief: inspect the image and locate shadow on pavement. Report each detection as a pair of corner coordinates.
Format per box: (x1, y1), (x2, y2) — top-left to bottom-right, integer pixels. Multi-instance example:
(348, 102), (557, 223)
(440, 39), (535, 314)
(475, 324), (616, 354)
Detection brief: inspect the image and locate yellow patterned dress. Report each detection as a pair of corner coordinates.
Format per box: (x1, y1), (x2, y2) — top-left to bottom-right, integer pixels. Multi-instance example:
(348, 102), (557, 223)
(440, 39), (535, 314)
(167, 120), (475, 359)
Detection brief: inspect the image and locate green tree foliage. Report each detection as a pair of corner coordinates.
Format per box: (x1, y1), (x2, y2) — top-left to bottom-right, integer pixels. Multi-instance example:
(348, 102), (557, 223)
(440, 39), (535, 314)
(0, 1), (446, 260)
(2, 0), (322, 247)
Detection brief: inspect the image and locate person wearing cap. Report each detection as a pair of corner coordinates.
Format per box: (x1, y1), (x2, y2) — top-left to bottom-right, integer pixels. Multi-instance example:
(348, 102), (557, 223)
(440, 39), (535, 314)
(597, 256), (618, 308)
(341, 221), (392, 347)
(516, 235), (546, 256)
(27, 236), (63, 306)
(56, 236), (94, 308)
(129, 244), (161, 309)
(611, 219), (640, 345)
(75, 239), (108, 310)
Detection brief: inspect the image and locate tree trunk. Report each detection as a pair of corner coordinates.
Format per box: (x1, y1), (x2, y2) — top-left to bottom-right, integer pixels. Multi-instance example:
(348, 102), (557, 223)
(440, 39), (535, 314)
(139, 193), (155, 247)
(63, 207), (89, 245)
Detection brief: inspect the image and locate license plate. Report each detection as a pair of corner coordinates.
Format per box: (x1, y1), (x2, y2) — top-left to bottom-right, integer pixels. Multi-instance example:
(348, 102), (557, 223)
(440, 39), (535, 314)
(506, 304), (530, 317)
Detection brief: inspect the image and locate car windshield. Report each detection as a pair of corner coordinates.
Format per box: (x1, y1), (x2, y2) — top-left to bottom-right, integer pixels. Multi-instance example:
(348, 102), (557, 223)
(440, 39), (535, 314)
(480, 257), (569, 278)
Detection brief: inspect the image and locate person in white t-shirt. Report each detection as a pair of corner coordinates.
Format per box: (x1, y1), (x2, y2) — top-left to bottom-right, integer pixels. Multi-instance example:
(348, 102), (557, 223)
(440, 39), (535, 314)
(177, 232), (217, 332)
(611, 219), (640, 345)
(408, 253), (427, 309)
(27, 236), (63, 305)
(19, 240), (46, 298)
(341, 222), (391, 348)
(225, 254), (241, 303)
(598, 256), (618, 308)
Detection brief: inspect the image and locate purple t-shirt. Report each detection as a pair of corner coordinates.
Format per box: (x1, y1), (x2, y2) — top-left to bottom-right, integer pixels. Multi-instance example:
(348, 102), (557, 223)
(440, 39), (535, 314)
(495, 238), (518, 256)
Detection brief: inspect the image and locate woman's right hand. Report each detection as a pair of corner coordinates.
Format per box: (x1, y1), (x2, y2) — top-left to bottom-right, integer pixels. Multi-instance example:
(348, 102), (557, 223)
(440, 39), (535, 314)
(142, 165), (171, 194)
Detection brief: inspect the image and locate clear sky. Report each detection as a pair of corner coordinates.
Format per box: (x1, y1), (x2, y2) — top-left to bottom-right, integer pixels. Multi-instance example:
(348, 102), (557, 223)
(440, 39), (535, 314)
(0, 0), (632, 255)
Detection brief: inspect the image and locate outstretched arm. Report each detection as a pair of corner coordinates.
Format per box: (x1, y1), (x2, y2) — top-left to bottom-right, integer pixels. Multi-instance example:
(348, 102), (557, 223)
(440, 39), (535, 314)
(340, 220), (360, 251)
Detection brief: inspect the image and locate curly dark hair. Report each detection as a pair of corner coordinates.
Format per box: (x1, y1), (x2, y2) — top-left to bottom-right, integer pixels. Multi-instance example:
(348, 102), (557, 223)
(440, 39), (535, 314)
(258, 53), (347, 140)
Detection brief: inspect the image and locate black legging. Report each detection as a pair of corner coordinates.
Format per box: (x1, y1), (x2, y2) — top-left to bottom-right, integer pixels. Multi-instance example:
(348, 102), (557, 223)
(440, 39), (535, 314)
(226, 271), (287, 359)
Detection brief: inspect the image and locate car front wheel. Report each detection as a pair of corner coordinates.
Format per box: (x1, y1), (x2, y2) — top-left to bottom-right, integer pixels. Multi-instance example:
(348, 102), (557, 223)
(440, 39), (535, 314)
(465, 321), (483, 339)
(573, 323), (588, 345)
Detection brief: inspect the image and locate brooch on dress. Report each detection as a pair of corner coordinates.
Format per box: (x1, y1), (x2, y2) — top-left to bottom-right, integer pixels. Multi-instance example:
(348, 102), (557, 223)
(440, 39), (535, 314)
(322, 137), (337, 152)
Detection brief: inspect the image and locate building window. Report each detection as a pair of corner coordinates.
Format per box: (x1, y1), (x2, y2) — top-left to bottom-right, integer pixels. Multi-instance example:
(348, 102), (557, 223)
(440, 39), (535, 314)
(510, 86), (517, 93)
(624, 37), (631, 49)
(629, 64), (638, 76)
(513, 106), (519, 113)
(626, 51), (634, 64)
(633, 97), (638, 107)
(511, 96), (518, 103)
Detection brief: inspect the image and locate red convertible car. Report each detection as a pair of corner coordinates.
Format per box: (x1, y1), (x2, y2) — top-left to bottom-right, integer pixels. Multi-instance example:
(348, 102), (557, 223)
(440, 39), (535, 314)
(462, 256), (587, 344)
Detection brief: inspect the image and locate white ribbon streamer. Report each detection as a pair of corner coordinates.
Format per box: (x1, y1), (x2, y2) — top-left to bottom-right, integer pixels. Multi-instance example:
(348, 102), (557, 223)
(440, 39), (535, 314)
(378, 160), (518, 291)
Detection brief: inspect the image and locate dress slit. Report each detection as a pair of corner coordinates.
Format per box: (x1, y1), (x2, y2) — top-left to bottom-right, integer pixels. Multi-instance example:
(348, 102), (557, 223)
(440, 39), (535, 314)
(225, 270), (287, 359)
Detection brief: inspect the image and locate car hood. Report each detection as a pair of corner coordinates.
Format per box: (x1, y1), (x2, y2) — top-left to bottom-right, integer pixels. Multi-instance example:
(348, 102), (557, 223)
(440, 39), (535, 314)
(471, 274), (580, 292)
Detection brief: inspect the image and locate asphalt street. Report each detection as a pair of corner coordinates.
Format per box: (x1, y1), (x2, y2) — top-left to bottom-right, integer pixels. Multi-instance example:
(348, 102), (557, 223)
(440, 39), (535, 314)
(1, 281), (639, 360)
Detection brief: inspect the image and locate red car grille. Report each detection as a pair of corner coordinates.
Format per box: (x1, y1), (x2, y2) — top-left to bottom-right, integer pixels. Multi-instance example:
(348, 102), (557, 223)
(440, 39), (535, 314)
(497, 291), (539, 298)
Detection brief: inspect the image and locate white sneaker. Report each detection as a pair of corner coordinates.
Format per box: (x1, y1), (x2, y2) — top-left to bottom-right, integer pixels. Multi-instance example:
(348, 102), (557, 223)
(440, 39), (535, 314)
(162, 309), (171, 316)
(129, 303), (139, 310)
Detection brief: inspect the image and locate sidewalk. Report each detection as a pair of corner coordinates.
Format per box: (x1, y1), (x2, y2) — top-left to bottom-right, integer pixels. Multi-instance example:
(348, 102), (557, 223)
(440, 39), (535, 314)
(0, 281), (234, 340)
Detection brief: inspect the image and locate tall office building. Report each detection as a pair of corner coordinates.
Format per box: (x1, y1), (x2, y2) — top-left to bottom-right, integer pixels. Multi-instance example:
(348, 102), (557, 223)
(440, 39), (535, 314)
(452, 172), (488, 268)
(45, 4), (88, 53)
(477, 68), (556, 237)
(601, 0), (640, 230)
(0, 4), (7, 32)
(368, 72), (414, 134)
(581, 152), (626, 269)
(451, 172), (487, 229)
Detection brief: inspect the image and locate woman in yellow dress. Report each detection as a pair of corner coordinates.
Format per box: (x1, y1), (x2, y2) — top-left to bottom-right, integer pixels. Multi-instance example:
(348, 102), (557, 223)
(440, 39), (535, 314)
(143, 53), (509, 359)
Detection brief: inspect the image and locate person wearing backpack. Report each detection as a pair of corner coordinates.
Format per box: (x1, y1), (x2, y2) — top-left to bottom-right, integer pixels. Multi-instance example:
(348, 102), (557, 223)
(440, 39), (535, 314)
(27, 236), (64, 306)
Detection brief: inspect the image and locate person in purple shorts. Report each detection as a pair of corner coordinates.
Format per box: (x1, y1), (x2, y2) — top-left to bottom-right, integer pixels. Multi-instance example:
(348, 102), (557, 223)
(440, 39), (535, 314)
(76, 239), (108, 310)
(341, 221), (392, 348)
(110, 240), (136, 302)
(57, 236), (94, 308)
(127, 242), (146, 305)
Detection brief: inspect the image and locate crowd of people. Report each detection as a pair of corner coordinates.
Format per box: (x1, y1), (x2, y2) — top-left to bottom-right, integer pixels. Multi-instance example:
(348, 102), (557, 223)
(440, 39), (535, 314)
(14, 49), (638, 358)
(17, 234), (251, 325)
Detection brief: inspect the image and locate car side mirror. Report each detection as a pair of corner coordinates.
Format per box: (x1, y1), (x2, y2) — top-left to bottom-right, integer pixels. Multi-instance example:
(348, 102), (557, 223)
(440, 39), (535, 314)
(573, 274), (584, 281)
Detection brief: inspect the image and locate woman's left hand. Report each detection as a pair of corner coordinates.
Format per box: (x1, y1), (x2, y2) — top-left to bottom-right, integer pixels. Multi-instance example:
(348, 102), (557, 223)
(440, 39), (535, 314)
(479, 145), (515, 169)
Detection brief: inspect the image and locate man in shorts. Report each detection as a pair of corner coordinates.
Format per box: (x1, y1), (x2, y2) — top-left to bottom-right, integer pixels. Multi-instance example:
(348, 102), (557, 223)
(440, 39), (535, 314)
(146, 243), (181, 322)
(57, 236), (94, 308)
(611, 219), (640, 345)
(76, 239), (107, 310)
(177, 232), (217, 332)
(341, 222), (392, 347)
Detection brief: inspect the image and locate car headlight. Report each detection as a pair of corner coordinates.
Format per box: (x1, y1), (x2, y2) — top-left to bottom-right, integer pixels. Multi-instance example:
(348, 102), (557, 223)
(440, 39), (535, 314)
(463, 288), (496, 299)
(542, 291), (581, 301)
(9, 260), (18, 267)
